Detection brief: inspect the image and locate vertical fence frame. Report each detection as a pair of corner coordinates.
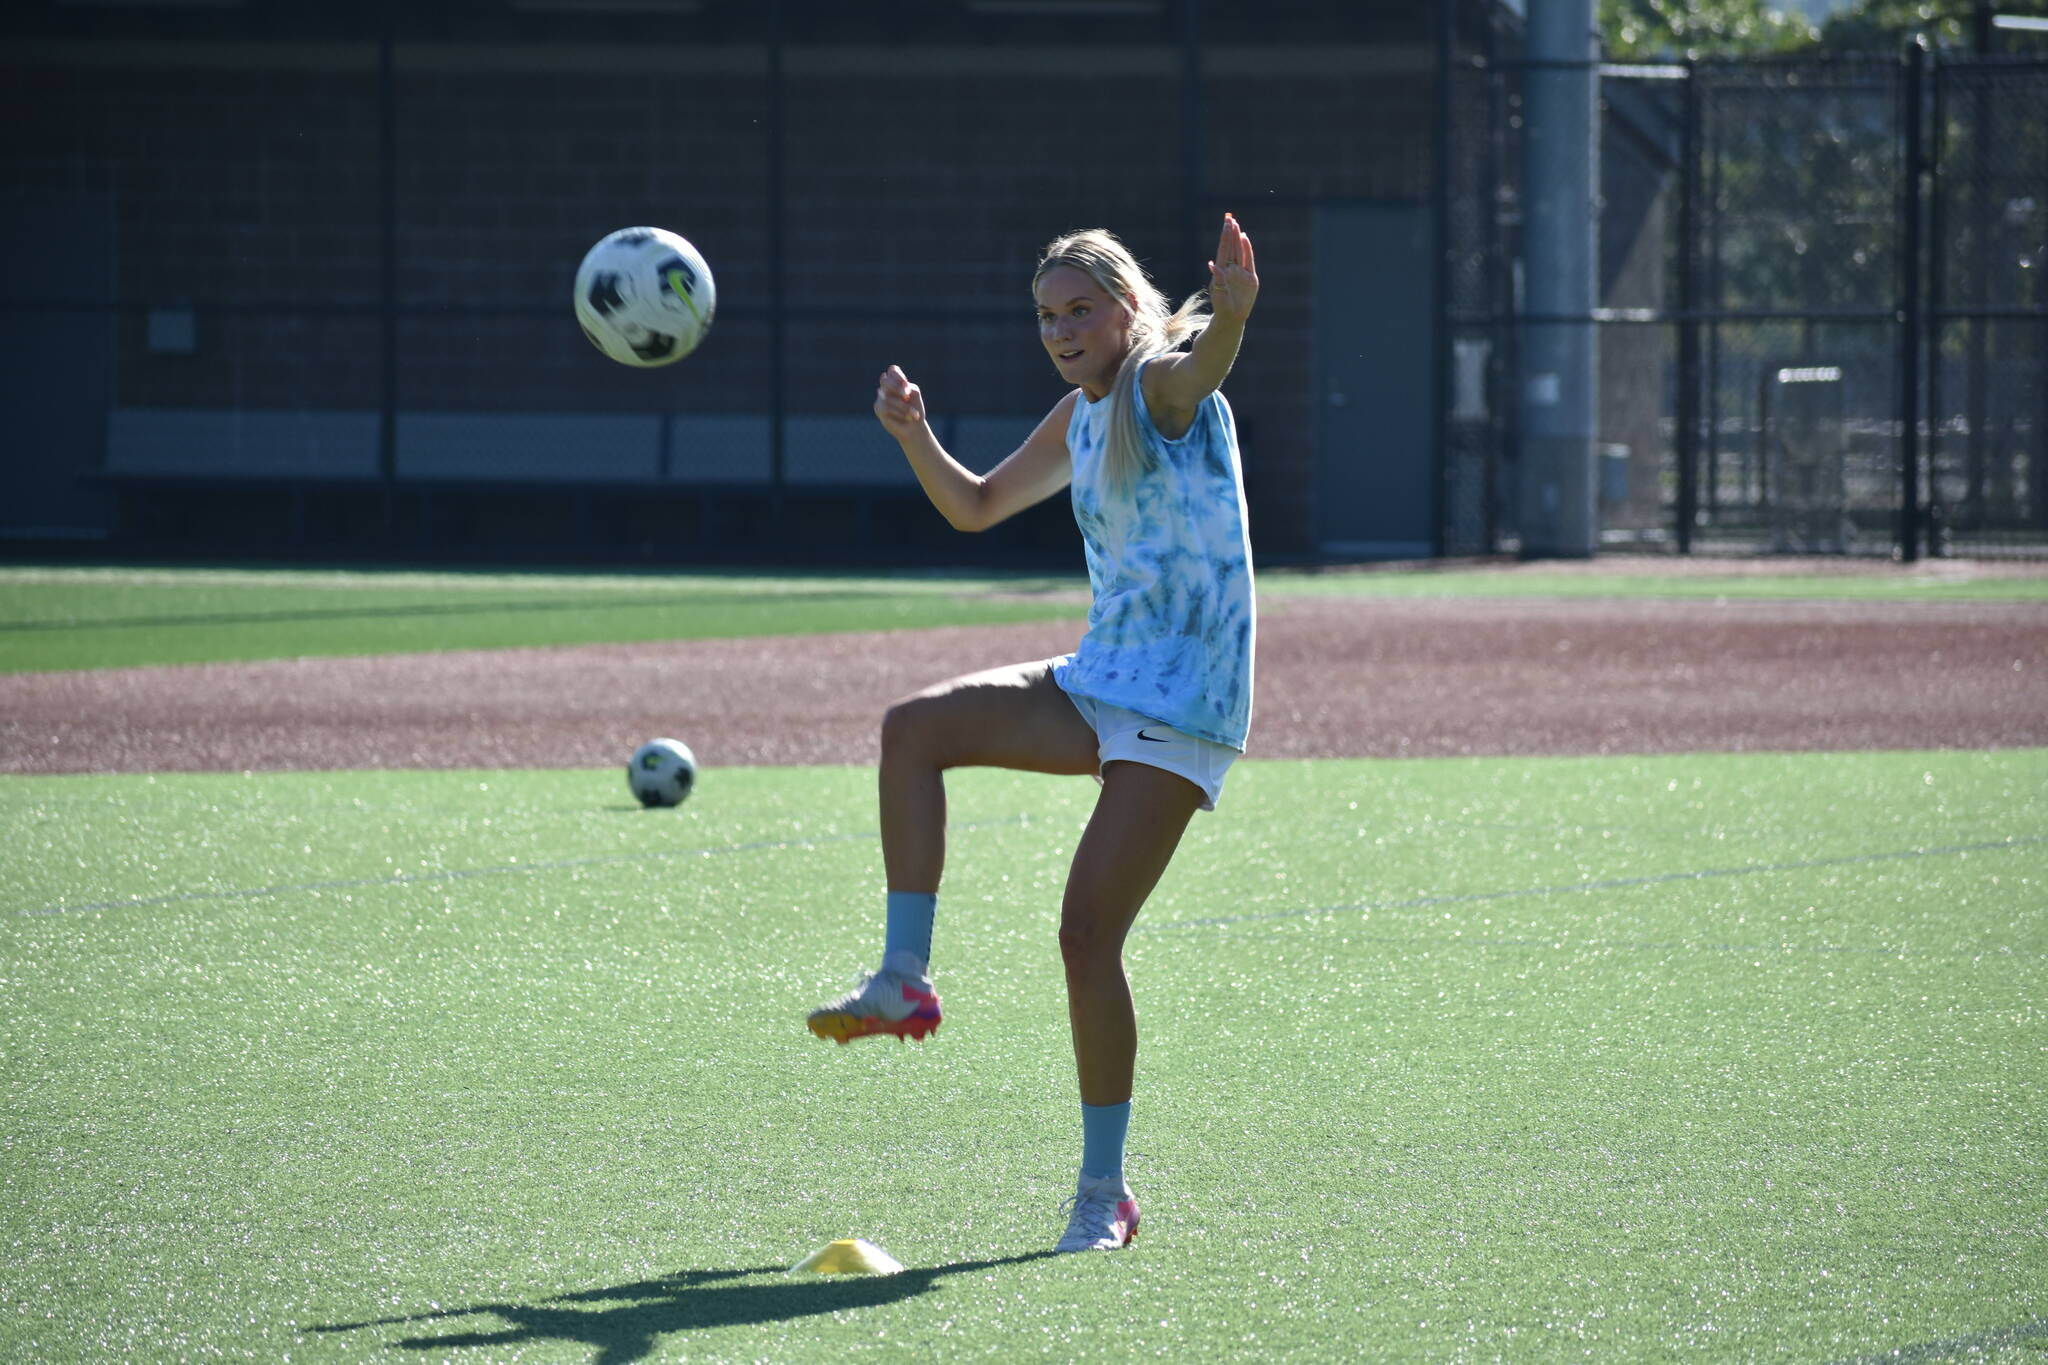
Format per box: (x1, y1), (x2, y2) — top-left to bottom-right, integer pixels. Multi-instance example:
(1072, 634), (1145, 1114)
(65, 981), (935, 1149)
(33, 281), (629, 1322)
(5, 14), (2042, 564)
(1898, 40), (1927, 562)
(765, 4), (787, 512)
(1675, 57), (1702, 554)
(1440, 40), (2046, 560)
(1431, 0), (1455, 557)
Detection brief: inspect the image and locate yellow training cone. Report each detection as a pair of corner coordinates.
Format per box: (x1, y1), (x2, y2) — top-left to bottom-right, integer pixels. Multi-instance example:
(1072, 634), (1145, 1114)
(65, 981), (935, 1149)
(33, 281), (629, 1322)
(790, 1238), (905, 1276)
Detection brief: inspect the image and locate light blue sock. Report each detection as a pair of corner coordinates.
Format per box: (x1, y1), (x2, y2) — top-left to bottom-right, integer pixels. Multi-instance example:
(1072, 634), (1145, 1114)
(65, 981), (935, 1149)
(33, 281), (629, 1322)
(1080, 1100), (1132, 1183)
(883, 890), (937, 973)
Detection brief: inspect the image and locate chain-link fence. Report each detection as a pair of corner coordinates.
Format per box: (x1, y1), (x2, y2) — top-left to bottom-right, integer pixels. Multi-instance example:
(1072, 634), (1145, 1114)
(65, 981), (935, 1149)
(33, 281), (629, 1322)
(1930, 59), (2048, 555)
(3, 5), (2042, 564)
(0, 4), (1439, 565)
(1441, 26), (1517, 557)
(1691, 57), (1908, 555)
(1446, 38), (2048, 560)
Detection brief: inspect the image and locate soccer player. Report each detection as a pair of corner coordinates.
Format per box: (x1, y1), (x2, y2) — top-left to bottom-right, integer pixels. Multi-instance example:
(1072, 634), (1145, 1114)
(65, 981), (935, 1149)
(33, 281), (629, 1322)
(808, 214), (1259, 1254)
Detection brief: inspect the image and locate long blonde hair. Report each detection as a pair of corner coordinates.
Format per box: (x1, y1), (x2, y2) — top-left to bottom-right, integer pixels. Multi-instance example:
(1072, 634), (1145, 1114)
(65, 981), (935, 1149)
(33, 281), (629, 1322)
(1034, 229), (1209, 490)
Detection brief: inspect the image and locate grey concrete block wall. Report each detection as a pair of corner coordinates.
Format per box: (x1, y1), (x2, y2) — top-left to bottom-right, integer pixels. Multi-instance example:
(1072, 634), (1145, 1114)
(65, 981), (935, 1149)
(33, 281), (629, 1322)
(106, 408), (380, 478)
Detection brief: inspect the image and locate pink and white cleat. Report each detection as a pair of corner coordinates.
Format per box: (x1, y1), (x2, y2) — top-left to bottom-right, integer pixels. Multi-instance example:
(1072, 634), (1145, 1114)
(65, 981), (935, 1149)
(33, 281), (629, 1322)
(1056, 1174), (1140, 1252)
(806, 965), (942, 1045)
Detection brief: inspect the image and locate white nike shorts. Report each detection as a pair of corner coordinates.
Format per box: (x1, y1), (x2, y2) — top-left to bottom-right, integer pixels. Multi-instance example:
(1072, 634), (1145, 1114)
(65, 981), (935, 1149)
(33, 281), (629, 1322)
(1057, 681), (1239, 812)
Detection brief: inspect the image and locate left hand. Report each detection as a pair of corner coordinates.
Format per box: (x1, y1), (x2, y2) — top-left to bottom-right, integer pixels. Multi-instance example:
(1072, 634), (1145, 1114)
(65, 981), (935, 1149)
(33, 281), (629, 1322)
(1208, 213), (1259, 325)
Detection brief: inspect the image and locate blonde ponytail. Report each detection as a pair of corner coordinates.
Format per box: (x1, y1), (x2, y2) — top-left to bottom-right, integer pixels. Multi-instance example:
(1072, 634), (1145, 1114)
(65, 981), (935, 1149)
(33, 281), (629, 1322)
(1035, 230), (1210, 490)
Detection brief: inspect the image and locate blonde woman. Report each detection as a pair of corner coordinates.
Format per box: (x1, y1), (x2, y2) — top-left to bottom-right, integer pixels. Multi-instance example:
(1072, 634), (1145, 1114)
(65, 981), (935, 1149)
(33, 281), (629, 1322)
(808, 215), (1259, 1254)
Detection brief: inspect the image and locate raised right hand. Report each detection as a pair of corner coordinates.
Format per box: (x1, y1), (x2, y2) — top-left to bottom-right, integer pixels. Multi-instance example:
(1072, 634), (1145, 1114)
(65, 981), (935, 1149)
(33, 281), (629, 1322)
(873, 365), (928, 441)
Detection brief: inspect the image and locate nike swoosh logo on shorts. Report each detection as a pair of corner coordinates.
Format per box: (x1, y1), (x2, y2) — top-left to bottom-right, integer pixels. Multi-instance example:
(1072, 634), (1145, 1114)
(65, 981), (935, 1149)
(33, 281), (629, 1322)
(1136, 729), (1170, 743)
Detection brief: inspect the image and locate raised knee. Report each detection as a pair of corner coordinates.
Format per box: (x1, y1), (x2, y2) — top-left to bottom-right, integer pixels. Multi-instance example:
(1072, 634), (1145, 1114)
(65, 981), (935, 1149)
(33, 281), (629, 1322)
(880, 695), (934, 761)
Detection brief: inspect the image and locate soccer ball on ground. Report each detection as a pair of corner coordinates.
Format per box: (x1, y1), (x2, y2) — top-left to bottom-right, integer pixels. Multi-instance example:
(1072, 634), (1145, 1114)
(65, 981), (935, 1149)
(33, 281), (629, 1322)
(628, 738), (697, 808)
(574, 227), (716, 367)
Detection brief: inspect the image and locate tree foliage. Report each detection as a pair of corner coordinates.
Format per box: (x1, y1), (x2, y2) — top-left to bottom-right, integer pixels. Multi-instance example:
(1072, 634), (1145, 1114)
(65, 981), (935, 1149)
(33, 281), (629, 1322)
(1599, 0), (1819, 58)
(1816, 0), (1969, 50)
(1601, 0), (2048, 57)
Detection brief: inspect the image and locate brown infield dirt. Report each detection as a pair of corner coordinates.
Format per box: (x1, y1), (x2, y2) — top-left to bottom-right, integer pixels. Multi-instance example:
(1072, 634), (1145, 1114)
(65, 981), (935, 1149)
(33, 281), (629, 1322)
(5, 559), (2046, 775)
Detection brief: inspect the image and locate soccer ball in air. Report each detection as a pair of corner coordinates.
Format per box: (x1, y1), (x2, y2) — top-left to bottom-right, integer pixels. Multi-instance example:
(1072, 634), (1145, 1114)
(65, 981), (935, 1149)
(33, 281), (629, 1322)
(574, 227), (716, 367)
(628, 738), (697, 808)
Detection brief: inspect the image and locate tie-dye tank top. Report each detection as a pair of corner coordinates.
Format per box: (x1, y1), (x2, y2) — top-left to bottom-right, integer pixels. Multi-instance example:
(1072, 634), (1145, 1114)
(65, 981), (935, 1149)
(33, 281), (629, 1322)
(1051, 363), (1256, 751)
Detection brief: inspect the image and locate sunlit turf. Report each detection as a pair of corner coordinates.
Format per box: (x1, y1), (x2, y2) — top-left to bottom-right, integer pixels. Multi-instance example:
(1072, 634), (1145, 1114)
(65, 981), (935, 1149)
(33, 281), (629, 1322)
(3, 560), (2042, 676)
(5, 749), (2044, 1362)
(0, 566), (1087, 674)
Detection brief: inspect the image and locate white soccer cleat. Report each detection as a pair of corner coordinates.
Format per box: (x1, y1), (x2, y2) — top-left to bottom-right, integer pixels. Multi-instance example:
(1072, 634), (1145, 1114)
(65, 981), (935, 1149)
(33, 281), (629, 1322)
(1056, 1174), (1141, 1252)
(806, 965), (942, 1044)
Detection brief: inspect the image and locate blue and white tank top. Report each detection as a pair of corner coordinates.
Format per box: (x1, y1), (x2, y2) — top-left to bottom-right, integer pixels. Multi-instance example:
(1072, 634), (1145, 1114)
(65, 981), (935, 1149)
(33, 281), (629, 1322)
(1052, 363), (1256, 751)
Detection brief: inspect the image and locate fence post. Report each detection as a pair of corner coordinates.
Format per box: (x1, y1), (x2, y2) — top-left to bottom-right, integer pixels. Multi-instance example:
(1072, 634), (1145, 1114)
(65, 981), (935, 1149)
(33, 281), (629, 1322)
(1898, 39), (1926, 563)
(1675, 58), (1699, 554)
(1180, 0), (1205, 284)
(767, 2), (787, 514)
(377, 2), (399, 530)
(1516, 0), (1600, 559)
(1483, 12), (1506, 553)
(1926, 58), (1947, 550)
(1431, 0), (1453, 557)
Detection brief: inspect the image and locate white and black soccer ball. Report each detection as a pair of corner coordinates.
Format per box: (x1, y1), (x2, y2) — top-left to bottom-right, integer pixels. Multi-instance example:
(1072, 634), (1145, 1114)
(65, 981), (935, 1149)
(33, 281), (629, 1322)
(628, 737), (697, 807)
(574, 227), (716, 367)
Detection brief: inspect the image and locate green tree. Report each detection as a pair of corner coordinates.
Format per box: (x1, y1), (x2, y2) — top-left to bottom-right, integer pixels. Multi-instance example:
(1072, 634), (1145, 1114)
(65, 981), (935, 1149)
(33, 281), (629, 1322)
(1814, 0), (2048, 52)
(1602, 0), (2048, 60)
(1816, 0), (1970, 49)
(1600, 0), (1819, 57)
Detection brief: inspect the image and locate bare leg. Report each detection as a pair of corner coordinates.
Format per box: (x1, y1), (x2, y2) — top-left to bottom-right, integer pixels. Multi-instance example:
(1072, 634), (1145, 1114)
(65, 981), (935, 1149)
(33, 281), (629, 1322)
(878, 661), (1101, 893)
(1059, 760), (1205, 1107)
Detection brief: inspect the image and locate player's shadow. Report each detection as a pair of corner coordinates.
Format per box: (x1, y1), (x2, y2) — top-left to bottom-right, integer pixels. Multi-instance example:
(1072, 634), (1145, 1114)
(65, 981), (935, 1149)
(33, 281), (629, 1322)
(311, 1251), (1059, 1364)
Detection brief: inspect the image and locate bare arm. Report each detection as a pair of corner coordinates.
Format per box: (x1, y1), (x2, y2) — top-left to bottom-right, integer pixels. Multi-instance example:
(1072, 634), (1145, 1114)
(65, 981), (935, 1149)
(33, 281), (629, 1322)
(874, 366), (1077, 533)
(1142, 213), (1260, 440)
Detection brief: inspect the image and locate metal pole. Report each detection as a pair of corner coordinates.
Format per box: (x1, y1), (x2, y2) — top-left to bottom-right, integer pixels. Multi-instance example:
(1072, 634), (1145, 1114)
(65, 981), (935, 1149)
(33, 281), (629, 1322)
(1705, 77), (1725, 513)
(1516, 0), (1600, 558)
(1965, 48), (1991, 527)
(378, 3), (399, 527)
(767, 2), (786, 511)
(1675, 58), (1700, 553)
(1927, 52), (1948, 551)
(1898, 39), (1926, 562)
(1430, 0), (1454, 557)
(1483, 9), (1506, 552)
(1180, 0), (1204, 282)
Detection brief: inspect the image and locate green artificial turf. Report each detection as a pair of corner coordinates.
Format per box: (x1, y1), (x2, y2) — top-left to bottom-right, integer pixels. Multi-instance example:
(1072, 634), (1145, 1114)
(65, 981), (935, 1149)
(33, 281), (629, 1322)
(0, 566), (1086, 674)
(4, 749), (2044, 1361)
(5, 560), (2044, 676)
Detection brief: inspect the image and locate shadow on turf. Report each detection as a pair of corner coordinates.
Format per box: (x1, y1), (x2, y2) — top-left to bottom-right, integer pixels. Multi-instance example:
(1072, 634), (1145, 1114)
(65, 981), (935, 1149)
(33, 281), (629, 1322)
(310, 1251), (1060, 1361)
